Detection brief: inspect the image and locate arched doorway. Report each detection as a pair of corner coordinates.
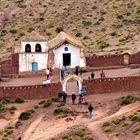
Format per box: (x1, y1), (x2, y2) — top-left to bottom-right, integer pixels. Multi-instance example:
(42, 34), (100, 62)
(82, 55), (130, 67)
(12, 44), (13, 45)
(61, 74), (83, 95)
(123, 53), (130, 65)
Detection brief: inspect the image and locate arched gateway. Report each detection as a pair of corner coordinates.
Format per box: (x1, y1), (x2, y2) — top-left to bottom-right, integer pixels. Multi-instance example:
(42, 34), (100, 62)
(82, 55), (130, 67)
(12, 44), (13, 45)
(61, 74), (83, 94)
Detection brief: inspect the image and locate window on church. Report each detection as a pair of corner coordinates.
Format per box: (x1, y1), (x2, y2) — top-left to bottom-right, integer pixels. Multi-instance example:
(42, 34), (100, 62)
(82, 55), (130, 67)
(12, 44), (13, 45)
(64, 47), (68, 51)
(25, 44), (31, 52)
(35, 44), (42, 52)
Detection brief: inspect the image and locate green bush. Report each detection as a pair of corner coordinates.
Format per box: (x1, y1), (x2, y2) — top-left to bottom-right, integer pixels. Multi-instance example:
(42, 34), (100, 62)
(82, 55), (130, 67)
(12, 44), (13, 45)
(83, 135), (93, 140)
(51, 96), (60, 102)
(55, 27), (64, 33)
(15, 97), (25, 103)
(121, 95), (135, 105)
(43, 99), (53, 108)
(76, 128), (85, 137)
(27, 27), (35, 33)
(19, 112), (31, 120)
(34, 105), (39, 109)
(112, 118), (122, 125)
(0, 102), (7, 113)
(122, 122), (129, 127)
(102, 122), (110, 127)
(62, 132), (72, 139)
(2, 137), (9, 140)
(0, 30), (8, 37)
(4, 127), (13, 135)
(128, 114), (138, 121)
(15, 121), (22, 129)
(54, 107), (70, 115)
(82, 21), (92, 26)
(103, 127), (112, 132)
(39, 100), (46, 105)
(9, 29), (17, 34)
(27, 109), (35, 114)
(92, 5), (97, 10)
(110, 31), (117, 36)
(9, 106), (17, 111)
(1, 97), (14, 104)
(132, 125), (140, 134)
(75, 32), (82, 37)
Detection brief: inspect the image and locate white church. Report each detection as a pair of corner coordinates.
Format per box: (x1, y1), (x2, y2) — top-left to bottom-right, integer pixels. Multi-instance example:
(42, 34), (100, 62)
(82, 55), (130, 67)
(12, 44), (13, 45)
(18, 32), (86, 72)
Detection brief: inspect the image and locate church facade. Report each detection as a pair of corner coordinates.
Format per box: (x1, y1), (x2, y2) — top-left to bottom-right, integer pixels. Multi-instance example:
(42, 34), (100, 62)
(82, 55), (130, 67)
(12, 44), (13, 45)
(18, 32), (86, 72)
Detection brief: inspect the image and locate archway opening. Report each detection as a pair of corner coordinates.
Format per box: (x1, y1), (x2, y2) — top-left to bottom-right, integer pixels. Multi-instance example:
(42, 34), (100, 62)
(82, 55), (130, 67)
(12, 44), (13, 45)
(62, 75), (83, 95)
(25, 44), (31, 52)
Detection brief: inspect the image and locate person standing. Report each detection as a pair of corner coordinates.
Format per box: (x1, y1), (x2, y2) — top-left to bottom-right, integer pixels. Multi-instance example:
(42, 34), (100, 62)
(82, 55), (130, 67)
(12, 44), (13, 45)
(80, 68), (83, 77)
(46, 68), (50, 80)
(78, 95), (83, 108)
(88, 104), (93, 119)
(49, 70), (53, 82)
(91, 72), (95, 79)
(71, 92), (76, 104)
(63, 92), (67, 104)
(100, 70), (105, 79)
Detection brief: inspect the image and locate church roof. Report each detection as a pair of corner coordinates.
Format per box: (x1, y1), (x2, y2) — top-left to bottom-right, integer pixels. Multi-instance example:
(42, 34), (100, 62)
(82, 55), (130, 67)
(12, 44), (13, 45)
(48, 32), (84, 49)
(22, 31), (47, 41)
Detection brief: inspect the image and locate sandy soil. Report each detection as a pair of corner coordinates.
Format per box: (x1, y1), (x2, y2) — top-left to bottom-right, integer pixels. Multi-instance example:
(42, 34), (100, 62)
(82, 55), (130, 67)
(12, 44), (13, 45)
(3, 91), (139, 140)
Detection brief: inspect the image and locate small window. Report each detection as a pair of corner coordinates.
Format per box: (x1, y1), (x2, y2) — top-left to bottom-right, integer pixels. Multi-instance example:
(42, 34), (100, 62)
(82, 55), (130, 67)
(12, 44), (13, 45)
(25, 44), (31, 52)
(64, 47), (68, 51)
(35, 44), (42, 52)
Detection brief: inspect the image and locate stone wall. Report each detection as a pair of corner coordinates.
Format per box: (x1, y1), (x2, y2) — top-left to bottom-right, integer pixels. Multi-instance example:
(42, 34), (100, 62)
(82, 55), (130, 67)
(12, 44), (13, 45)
(0, 82), (62, 100)
(86, 52), (140, 67)
(83, 76), (140, 94)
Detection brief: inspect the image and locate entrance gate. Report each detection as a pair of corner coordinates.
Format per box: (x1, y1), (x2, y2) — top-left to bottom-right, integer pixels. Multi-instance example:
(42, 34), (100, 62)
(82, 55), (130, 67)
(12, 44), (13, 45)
(61, 74), (83, 95)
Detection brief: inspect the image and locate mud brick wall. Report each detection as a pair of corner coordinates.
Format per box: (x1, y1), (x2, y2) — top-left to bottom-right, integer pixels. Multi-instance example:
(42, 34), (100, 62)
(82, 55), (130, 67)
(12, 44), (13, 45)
(130, 52), (140, 64)
(83, 76), (140, 94)
(0, 82), (62, 100)
(86, 55), (124, 67)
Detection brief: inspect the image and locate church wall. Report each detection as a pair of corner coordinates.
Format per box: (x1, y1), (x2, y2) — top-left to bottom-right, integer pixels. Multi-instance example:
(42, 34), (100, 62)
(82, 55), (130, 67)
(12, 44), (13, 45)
(54, 44), (81, 68)
(19, 53), (48, 72)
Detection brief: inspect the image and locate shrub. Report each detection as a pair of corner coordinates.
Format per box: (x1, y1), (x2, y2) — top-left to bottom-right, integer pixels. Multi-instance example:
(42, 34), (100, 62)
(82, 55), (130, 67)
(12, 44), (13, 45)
(27, 27), (35, 33)
(102, 122), (110, 127)
(112, 118), (122, 125)
(103, 127), (112, 132)
(19, 112), (31, 120)
(75, 32), (82, 37)
(15, 121), (22, 129)
(92, 5), (97, 10)
(0, 102), (7, 113)
(76, 128), (85, 137)
(54, 107), (71, 115)
(122, 122), (129, 127)
(9, 29), (17, 34)
(9, 106), (17, 111)
(62, 132), (72, 139)
(15, 97), (24, 103)
(55, 27), (64, 33)
(39, 100), (46, 105)
(82, 21), (92, 26)
(132, 125), (140, 134)
(83, 135), (93, 140)
(98, 41), (109, 49)
(110, 31), (117, 36)
(34, 105), (39, 109)
(51, 96), (60, 102)
(2, 137), (9, 140)
(4, 127), (13, 135)
(128, 114), (138, 121)
(121, 95), (135, 105)
(27, 109), (35, 114)
(0, 30), (8, 37)
(43, 99), (53, 108)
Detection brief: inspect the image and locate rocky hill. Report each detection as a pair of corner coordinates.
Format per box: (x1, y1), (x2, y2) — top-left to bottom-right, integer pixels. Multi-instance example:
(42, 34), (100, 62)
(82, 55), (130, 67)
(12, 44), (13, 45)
(0, 0), (140, 59)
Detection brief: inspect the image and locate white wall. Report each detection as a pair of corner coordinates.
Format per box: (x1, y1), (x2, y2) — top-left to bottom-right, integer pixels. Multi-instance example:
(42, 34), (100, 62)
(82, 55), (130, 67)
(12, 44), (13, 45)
(21, 41), (48, 52)
(19, 53), (48, 72)
(54, 43), (85, 68)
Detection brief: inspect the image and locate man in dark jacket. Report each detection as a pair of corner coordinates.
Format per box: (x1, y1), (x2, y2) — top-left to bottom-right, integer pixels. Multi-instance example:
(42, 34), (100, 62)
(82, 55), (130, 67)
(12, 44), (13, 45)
(88, 104), (93, 118)
(63, 92), (67, 104)
(71, 92), (76, 104)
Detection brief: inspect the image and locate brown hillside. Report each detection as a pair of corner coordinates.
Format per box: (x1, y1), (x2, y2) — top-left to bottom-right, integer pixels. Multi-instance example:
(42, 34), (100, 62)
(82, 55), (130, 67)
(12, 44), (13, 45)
(0, 0), (140, 59)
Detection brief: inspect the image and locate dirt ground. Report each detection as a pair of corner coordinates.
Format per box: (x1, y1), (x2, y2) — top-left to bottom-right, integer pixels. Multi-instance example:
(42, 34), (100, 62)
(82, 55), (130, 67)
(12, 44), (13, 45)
(0, 91), (139, 140)
(0, 67), (140, 87)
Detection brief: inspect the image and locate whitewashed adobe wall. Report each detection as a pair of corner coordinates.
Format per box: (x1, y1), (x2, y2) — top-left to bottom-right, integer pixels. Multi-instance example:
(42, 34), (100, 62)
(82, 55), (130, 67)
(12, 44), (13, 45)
(19, 41), (48, 72)
(54, 43), (86, 68)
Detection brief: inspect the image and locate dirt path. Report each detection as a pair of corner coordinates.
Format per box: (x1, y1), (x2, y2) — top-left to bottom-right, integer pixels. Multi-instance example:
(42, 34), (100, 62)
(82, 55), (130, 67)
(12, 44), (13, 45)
(21, 99), (140, 140)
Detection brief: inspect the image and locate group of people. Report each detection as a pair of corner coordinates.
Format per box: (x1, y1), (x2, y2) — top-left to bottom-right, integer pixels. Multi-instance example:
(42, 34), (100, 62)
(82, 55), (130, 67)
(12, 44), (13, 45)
(88, 70), (106, 79)
(58, 91), (94, 119)
(46, 68), (53, 81)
